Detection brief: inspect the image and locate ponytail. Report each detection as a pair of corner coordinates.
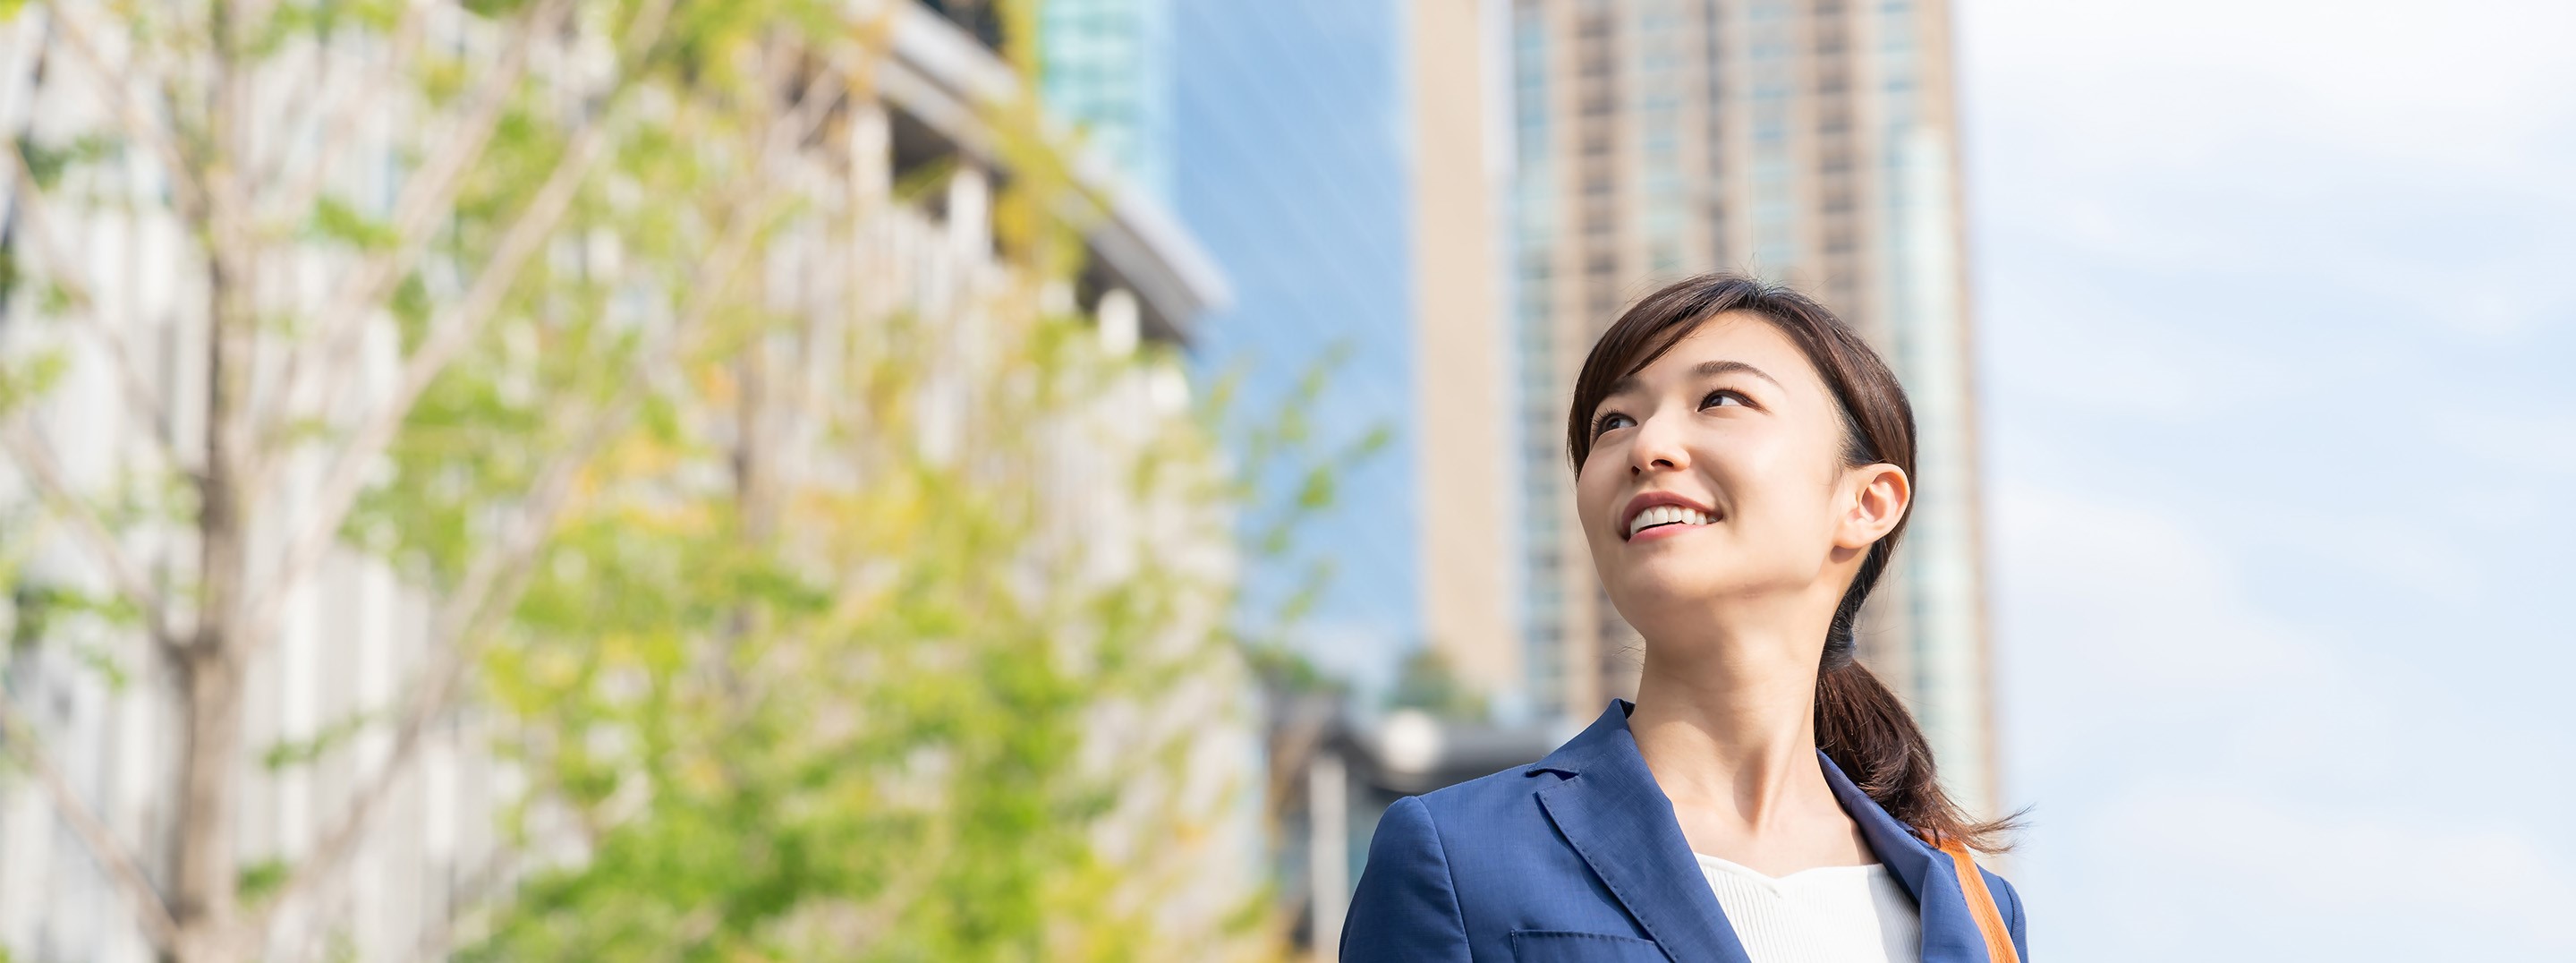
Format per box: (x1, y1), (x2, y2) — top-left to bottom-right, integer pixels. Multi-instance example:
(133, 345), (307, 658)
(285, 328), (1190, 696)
(1813, 529), (2020, 853)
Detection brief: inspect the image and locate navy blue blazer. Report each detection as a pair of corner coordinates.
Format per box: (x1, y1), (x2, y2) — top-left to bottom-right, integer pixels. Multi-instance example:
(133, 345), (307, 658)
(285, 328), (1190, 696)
(1340, 699), (2028, 962)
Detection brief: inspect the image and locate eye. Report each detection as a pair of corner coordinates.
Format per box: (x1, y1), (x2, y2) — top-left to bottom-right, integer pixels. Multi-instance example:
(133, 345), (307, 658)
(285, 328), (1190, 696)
(1703, 389), (1750, 409)
(1590, 411), (1632, 438)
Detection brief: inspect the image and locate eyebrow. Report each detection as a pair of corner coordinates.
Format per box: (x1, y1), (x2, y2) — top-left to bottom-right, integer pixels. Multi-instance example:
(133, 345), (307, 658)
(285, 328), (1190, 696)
(1603, 359), (1785, 401)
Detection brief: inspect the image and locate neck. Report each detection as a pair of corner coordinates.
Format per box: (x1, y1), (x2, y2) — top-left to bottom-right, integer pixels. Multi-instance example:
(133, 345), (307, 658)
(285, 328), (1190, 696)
(1628, 606), (1835, 833)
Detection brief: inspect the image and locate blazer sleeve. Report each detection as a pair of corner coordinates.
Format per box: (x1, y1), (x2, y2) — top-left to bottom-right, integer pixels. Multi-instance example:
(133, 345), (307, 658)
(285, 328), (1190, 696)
(1339, 795), (1472, 963)
(1986, 870), (2029, 961)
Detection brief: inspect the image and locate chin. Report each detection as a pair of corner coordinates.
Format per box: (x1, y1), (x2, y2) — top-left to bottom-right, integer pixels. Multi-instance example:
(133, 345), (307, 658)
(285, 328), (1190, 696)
(1606, 561), (1732, 609)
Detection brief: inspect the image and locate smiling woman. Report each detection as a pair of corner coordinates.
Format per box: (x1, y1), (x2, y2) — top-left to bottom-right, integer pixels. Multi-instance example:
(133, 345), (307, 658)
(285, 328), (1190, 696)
(1340, 274), (2029, 963)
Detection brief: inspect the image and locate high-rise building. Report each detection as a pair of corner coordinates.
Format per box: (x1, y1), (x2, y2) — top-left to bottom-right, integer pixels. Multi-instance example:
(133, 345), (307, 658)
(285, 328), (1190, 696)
(1035, 0), (1176, 204)
(1407, 0), (1519, 718)
(1149, 1), (1523, 715)
(1507, 0), (2001, 817)
(1140, 1), (1528, 715)
(1039, 0), (1535, 719)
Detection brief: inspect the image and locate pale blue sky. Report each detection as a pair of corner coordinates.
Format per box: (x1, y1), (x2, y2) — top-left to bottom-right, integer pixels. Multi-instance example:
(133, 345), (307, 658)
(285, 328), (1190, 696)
(1959, 0), (2576, 958)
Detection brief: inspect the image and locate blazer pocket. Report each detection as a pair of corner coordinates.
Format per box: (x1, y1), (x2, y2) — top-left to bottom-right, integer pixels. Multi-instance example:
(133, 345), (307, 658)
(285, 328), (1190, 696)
(1508, 929), (1669, 962)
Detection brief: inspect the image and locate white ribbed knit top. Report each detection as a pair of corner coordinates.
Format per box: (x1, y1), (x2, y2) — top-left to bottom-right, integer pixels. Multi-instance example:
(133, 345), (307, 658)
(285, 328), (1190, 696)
(1694, 852), (1922, 963)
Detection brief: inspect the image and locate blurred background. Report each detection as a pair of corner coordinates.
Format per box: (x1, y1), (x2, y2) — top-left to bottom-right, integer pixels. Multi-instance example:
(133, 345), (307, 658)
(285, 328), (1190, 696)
(0, 0), (2566, 960)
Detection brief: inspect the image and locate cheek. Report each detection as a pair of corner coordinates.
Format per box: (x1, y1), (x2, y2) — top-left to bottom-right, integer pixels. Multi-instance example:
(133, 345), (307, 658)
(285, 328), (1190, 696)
(1725, 480), (1844, 567)
(1572, 464), (1619, 542)
(1706, 442), (1835, 539)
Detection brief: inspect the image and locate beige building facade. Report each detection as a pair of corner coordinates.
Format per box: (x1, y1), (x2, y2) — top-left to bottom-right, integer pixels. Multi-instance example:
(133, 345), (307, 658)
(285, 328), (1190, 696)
(1409, 0), (1522, 712)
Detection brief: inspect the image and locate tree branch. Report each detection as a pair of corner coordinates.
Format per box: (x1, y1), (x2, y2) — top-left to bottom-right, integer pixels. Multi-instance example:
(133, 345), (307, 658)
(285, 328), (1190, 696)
(235, 0), (755, 671)
(259, 0), (577, 447)
(256, 0), (434, 228)
(234, 81), (611, 673)
(0, 421), (179, 652)
(396, 843), (518, 963)
(248, 55), (848, 941)
(0, 684), (180, 952)
(36, 0), (210, 224)
(1, 135), (181, 464)
(251, 154), (785, 940)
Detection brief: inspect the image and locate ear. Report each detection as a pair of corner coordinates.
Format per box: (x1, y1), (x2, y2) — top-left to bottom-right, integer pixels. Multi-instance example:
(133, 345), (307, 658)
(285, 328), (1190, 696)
(1833, 463), (1910, 551)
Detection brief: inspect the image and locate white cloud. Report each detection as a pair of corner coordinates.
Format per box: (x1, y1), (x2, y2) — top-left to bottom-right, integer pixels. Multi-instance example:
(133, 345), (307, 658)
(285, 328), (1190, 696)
(1975, 296), (2360, 425)
(1988, 480), (2576, 959)
(1986, 480), (2351, 780)
(2055, 781), (2576, 959)
(1962, 0), (2576, 340)
(2434, 405), (2576, 478)
(1958, 3), (2576, 955)
(1962, 0), (2576, 182)
(1990, 481), (2312, 691)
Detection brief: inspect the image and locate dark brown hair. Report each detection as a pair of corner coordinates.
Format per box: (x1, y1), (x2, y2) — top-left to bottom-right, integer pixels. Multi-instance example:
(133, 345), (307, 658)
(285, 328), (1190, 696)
(1565, 272), (2022, 854)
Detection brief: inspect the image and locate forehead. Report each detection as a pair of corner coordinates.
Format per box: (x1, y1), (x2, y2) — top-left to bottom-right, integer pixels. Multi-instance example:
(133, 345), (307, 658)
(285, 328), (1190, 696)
(1624, 311), (1815, 387)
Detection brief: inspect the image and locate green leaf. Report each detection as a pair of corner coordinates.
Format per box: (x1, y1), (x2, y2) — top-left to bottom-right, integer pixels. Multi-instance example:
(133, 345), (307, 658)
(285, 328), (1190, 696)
(307, 196), (399, 251)
(259, 712), (378, 771)
(1294, 464), (1335, 511)
(35, 281), (72, 316)
(0, 347), (68, 416)
(14, 132), (117, 190)
(69, 641), (129, 694)
(237, 858), (290, 905)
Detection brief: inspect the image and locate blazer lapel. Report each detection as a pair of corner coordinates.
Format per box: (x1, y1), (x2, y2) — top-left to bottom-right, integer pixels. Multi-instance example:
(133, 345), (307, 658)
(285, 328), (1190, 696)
(1530, 701), (2009, 963)
(1529, 703), (1755, 963)
(1815, 748), (2008, 963)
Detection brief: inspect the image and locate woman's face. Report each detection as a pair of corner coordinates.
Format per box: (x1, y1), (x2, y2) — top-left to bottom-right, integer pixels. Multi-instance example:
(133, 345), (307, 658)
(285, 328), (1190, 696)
(1574, 312), (1905, 643)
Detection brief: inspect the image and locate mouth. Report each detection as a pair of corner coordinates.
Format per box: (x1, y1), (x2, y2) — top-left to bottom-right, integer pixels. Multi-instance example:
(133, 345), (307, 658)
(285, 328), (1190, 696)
(1619, 493), (1721, 542)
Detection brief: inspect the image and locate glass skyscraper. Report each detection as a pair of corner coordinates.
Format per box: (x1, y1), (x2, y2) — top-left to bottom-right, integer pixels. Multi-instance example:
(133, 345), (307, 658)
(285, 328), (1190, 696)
(1036, 0), (1177, 204)
(1065, 2), (1430, 695)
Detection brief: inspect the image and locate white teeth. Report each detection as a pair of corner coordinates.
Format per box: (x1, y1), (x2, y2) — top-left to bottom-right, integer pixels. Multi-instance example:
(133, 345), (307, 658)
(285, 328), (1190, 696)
(1627, 504), (1714, 538)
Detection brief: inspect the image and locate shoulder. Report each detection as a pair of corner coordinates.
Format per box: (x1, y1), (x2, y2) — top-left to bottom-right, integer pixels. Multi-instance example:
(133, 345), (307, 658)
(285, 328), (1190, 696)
(1344, 795), (1468, 961)
(1358, 763), (1560, 880)
(1411, 761), (1560, 826)
(1342, 763), (1565, 962)
(1977, 865), (2031, 959)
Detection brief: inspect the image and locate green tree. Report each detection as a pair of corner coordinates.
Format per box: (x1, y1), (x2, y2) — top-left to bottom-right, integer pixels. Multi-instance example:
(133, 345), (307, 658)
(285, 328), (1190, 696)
(0, 0), (1336, 959)
(0, 0), (858, 954)
(1389, 646), (1490, 721)
(446, 21), (1282, 960)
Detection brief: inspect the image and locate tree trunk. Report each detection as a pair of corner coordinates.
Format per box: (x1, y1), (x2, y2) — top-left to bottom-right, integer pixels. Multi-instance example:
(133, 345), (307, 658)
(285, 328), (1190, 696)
(172, 279), (248, 960)
(169, 645), (242, 963)
(173, 33), (251, 942)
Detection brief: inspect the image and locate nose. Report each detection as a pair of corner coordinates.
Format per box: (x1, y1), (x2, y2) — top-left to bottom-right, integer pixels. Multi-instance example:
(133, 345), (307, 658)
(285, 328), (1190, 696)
(1628, 409), (1688, 477)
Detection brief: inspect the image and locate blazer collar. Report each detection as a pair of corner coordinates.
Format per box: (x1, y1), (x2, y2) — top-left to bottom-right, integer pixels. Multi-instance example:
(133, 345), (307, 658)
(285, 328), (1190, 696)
(1527, 699), (2006, 963)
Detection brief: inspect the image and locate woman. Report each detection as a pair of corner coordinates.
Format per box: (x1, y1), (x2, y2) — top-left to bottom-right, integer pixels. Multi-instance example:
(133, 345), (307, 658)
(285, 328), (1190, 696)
(1339, 274), (2028, 962)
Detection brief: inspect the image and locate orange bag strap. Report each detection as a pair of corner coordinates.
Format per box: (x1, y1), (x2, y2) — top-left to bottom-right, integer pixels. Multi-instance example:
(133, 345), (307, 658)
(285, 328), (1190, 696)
(1933, 835), (2019, 963)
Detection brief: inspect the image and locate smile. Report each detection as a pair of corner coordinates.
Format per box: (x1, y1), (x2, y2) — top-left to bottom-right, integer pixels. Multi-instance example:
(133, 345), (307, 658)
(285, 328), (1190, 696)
(1618, 490), (1722, 542)
(1626, 505), (1716, 542)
